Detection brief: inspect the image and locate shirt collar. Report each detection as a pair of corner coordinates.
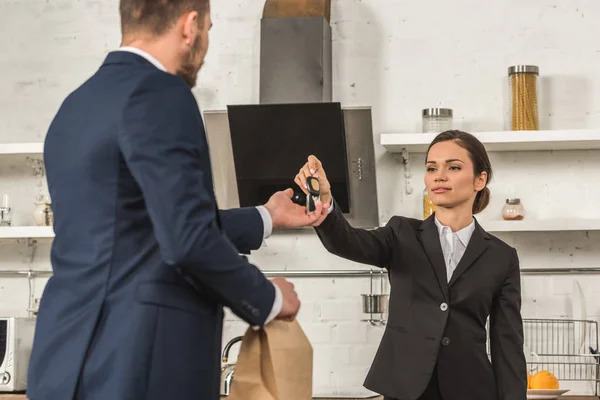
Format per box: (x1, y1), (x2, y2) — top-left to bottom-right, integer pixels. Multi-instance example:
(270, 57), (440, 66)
(116, 46), (167, 72)
(434, 216), (476, 247)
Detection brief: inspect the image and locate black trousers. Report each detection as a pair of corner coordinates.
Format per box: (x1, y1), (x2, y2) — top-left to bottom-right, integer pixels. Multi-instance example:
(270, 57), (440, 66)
(384, 367), (443, 400)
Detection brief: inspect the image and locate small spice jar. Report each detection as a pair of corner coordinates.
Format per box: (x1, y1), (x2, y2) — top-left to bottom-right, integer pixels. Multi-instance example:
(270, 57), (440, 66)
(502, 198), (525, 221)
(422, 108), (453, 133)
(508, 65), (539, 131)
(423, 188), (435, 219)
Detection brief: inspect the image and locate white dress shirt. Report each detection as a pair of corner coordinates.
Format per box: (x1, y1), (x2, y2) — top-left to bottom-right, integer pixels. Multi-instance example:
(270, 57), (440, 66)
(434, 217), (476, 282)
(116, 47), (282, 326)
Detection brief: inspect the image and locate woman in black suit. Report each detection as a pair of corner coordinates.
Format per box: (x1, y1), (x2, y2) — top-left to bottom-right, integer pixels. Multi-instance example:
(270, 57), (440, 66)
(295, 130), (527, 400)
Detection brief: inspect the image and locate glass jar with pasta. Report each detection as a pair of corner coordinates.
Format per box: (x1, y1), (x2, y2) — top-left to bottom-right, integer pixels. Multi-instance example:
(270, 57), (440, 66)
(423, 188), (435, 219)
(508, 65), (540, 131)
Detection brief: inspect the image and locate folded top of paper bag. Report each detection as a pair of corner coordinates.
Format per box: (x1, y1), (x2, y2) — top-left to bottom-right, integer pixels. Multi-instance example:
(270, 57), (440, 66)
(228, 319), (313, 400)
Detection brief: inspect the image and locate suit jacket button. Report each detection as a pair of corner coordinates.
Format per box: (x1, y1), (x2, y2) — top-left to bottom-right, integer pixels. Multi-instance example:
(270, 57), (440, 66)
(441, 337), (451, 346)
(440, 302), (448, 311)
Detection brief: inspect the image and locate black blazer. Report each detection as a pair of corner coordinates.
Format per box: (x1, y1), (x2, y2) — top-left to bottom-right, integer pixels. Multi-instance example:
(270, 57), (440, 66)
(315, 203), (527, 400)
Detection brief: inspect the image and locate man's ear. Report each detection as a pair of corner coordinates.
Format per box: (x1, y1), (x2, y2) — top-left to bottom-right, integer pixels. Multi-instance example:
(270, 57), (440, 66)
(181, 11), (199, 46)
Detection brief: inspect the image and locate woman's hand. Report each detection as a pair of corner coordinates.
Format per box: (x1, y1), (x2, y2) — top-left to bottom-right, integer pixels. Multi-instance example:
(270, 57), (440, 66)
(294, 155), (332, 211)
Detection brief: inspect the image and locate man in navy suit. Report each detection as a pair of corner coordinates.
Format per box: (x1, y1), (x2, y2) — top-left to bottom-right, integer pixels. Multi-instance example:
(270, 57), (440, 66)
(26, 1), (329, 399)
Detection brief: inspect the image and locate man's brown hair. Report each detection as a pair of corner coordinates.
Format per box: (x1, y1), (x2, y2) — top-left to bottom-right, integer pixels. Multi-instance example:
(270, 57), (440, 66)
(120, 0), (210, 36)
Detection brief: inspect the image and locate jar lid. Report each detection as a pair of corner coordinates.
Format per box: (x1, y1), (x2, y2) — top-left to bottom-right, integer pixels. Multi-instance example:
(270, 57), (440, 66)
(422, 108), (453, 117)
(508, 65), (539, 76)
(506, 198), (521, 204)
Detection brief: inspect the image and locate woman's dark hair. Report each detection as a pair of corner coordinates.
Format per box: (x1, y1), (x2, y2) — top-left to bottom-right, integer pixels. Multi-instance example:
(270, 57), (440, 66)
(426, 130), (493, 214)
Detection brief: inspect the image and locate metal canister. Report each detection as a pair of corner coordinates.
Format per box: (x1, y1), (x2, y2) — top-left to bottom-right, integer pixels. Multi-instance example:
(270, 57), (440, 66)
(422, 108), (453, 133)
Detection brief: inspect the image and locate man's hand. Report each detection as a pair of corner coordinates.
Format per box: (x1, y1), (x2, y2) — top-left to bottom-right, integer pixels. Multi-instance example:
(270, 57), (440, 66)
(264, 188), (330, 229)
(271, 277), (300, 321)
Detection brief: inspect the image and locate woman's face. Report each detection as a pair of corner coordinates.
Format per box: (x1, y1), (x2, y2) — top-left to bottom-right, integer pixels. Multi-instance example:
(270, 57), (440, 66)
(424, 140), (487, 210)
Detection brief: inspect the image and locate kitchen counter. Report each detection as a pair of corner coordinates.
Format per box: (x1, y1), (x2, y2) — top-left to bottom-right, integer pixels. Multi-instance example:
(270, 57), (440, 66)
(216, 396), (600, 400)
(218, 395), (381, 400)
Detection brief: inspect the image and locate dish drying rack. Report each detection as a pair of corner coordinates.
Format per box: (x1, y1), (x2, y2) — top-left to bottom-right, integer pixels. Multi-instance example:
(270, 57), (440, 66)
(488, 318), (599, 395)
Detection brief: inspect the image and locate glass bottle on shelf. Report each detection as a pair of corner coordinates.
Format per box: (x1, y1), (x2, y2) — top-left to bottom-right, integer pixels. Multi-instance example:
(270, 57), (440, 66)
(423, 188), (435, 219)
(502, 198), (525, 221)
(33, 195), (53, 226)
(0, 193), (11, 226)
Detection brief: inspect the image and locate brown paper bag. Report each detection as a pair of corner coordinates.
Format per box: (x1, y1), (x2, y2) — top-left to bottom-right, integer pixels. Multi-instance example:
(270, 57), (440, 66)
(228, 319), (313, 400)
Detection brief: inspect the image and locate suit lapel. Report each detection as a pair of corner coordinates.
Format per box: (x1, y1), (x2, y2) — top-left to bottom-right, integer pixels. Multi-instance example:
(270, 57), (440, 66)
(448, 220), (489, 287)
(418, 216), (449, 301)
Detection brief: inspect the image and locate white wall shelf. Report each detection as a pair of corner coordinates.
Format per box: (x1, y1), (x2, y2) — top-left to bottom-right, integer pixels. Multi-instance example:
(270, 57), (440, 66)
(0, 142), (44, 155)
(380, 129), (600, 153)
(0, 226), (54, 239)
(4, 220), (592, 238)
(479, 219), (600, 233)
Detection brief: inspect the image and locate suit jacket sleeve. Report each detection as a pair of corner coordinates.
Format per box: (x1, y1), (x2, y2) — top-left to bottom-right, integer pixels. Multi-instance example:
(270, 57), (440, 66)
(314, 199), (396, 268)
(219, 207), (264, 254)
(490, 248), (527, 400)
(119, 72), (274, 326)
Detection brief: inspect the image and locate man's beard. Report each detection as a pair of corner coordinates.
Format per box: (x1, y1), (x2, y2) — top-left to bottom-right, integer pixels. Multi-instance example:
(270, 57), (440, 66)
(177, 35), (203, 88)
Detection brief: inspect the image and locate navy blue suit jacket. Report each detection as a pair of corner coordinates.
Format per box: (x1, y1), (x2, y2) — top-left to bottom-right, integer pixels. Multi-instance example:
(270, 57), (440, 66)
(27, 51), (276, 400)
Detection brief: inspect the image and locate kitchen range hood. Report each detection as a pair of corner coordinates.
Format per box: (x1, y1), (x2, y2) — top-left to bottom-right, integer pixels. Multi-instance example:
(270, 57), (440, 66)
(259, 0), (332, 104)
(204, 0), (379, 228)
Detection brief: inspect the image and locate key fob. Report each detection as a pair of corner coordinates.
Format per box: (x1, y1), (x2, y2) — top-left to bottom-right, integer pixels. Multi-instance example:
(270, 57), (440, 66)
(306, 176), (320, 214)
(291, 191), (306, 206)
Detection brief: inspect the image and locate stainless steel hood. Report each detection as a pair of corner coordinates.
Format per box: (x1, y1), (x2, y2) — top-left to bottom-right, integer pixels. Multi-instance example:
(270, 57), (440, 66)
(204, 0), (380, 228)
(259, 3), (332, 103)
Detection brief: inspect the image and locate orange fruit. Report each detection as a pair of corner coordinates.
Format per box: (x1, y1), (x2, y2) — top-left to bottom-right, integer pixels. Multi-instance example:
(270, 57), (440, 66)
(529, 370), (559, 390)
(527, 372), (531, 389)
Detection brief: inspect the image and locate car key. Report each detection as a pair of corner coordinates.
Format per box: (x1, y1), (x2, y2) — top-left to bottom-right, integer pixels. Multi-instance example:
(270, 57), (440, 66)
(305, 176), (320, 215)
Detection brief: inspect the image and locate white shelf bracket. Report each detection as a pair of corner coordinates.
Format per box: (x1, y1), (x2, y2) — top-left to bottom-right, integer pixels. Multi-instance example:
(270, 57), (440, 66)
(394, 149), (413, 195)
(26, 238), (38, 265)
(25, 239), (38, 318)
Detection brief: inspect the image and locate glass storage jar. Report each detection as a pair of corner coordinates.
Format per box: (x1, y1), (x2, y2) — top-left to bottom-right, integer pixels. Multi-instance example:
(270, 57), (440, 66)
(502, 198), (525, 221)
(508, 65), (539, 131)
(422, 108), (453, 133)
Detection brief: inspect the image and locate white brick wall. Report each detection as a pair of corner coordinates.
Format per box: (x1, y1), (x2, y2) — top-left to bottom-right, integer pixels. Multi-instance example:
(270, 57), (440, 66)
(2, 0), (600, 396)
